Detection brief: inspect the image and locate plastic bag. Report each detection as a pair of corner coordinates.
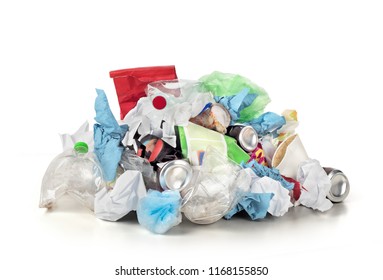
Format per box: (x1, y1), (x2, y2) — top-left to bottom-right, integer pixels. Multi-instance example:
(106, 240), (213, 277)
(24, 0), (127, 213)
(110, 65), (178, 119)
(199, 71), (271, 122)
(122, 80), (213, 149)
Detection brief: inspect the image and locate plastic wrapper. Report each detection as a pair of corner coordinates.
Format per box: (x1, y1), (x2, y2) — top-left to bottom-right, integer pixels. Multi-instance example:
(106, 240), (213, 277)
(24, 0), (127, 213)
(182, 146), (251, 224)
(249, 143), (268, 166)
(110, 65), (178, 119)
(199, 71), (271, 122)
(119, 149), (160, 191)
(94, 170), (147, 221)
(137, 190), (182, 234)
(39, 142), (104, 210)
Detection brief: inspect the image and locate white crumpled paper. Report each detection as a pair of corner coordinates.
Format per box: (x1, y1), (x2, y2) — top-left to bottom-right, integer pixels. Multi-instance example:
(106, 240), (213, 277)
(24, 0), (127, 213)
(60, 121), (94, 151)
(297, 159), (333, 212)
(94, 170), (147, 221)
(245, 168), (292, 217)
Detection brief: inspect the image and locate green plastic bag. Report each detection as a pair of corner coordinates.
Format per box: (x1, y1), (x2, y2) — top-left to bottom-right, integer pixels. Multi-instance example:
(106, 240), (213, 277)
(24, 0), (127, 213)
(199, 71), (271, 122)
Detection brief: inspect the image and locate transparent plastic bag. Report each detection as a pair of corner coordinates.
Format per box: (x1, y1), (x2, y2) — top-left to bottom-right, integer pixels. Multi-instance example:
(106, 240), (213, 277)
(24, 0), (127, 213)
(146, 79), (213, 115)
(39, 142), (104, 210)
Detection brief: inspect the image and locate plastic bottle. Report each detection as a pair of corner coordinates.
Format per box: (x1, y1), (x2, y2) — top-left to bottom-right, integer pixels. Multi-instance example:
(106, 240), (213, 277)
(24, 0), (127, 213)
(39, 142), (104, 210)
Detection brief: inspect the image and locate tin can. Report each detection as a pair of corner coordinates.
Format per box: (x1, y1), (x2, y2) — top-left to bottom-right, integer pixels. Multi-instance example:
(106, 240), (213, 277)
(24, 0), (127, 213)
(189, 103), (231, 134)
(323, 167), (350, 203)
(159, 159), (193, 192)
(227, 125), (258, 152)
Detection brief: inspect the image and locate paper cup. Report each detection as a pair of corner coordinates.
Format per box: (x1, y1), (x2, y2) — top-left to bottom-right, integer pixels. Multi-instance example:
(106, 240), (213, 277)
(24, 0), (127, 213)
(272, 134), (309, 179)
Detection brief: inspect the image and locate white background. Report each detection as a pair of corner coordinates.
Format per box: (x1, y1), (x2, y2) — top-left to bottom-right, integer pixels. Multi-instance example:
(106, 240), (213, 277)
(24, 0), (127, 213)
(1, 0), (382, 279)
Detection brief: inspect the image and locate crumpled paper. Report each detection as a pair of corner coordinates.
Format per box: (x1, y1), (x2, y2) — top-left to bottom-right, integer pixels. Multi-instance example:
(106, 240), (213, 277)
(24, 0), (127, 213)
(199, 71), (271, 122)
(248, 170), (293, 217)
(243, 159), (294, 190)
(297, 159), (333, 212)
(94, 89), (128, 182)
(246, 112), (286, 137)
(94, 170), (147, 221)
(224, 192), (273, 220)
(60, 121), (94, 152)
(137, 190), (182, 234)
(214, 88), (257, 124)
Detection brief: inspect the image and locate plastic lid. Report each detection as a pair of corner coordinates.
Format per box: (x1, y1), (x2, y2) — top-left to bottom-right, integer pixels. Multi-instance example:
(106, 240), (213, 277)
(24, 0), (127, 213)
(74, 142), (89, 153)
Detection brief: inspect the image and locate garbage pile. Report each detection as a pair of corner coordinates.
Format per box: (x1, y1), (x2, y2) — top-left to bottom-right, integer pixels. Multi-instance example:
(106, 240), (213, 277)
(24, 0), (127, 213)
(39, 66), (350, 234)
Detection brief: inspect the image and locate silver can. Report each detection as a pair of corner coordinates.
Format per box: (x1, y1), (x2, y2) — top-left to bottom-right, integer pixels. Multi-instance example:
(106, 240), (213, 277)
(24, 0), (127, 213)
(159, 160), (193, 192)
(227, 125), (259, 152)
(323, 167), (350, 203)
(189, 103), (231, 134)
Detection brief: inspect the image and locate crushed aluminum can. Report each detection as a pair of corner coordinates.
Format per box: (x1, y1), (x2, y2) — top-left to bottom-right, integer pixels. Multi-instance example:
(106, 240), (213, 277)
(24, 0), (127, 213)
(323, 167), (350, 203)
(189, 103), (231, 134)
(159, 159), (193, 192)
(227, 125), (258, 152)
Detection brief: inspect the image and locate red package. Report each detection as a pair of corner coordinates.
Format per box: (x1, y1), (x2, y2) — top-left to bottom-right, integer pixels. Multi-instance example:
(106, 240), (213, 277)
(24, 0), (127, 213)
(110, 65), (178, 119)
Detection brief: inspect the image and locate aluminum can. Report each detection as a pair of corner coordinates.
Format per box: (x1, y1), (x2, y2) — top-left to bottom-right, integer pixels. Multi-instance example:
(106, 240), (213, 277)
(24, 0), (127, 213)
(323, 167), (350, 203)
(159, 159), (193, 192)
(189, 103), (231, 134)
(227, 125), (258, 152)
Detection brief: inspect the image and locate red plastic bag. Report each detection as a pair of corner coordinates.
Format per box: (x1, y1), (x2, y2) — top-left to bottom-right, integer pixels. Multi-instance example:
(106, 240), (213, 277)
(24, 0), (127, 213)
(110, 66), (178, 119)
